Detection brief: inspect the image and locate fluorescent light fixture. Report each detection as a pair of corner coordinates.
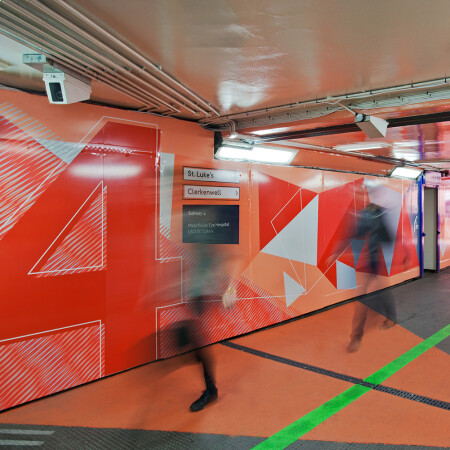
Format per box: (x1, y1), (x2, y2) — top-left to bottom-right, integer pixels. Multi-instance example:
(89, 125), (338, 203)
(393, 140), (419, 148)
(392, 150), (419, 162)
(251, 127), (289, 136)
(216, 145), (296, 164)
(216, 145), (253, 160)
(220, 142), (253, 151)
(334, 142), (390, 152)
(390, 166), (422, 179)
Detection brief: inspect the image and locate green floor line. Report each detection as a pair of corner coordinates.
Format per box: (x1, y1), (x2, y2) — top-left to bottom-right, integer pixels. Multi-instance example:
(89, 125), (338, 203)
(253, 324), (450, 450)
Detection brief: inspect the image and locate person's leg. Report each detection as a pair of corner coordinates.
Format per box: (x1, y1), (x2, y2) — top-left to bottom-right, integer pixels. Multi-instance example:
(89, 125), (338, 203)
(348, 302), (368, 352)
(190, 347), (218, 412)
(189, 297), (218, 412)
(379, 292), (397, 329)
(198, 347), (216, 391)
(347, 270), (376, 352)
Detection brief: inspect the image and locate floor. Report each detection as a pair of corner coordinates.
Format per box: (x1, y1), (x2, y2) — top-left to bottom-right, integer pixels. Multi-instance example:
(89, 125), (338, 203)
(0, 271), (449, 449)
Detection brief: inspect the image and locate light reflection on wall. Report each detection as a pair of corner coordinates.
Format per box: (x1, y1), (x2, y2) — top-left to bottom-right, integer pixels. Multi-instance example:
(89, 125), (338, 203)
(71, 163), (142, 178)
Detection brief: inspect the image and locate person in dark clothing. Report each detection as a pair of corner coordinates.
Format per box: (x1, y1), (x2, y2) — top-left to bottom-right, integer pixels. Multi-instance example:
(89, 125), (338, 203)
(176, 242), (227, 412)
(347, 203), (397, 352)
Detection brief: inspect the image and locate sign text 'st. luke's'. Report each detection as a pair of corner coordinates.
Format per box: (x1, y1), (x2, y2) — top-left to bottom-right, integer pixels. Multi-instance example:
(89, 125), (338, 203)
(183, 167), (240, 184)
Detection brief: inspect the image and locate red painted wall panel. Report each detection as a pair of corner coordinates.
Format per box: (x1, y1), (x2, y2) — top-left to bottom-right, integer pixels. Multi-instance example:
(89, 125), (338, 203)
(0, 91), (426, 410)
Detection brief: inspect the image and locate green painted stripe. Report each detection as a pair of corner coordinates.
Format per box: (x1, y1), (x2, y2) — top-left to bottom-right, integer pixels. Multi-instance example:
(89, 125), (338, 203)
(253, 324), (450, 450)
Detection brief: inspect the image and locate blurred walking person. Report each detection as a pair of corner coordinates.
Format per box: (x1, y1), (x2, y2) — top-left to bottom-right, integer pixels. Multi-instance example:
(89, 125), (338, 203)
(347, 202), (396, 352)
(176, 241), (236, 411)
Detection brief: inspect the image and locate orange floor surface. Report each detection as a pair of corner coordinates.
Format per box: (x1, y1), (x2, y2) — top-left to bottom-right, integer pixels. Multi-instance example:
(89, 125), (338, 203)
(0, 300), (449, 447)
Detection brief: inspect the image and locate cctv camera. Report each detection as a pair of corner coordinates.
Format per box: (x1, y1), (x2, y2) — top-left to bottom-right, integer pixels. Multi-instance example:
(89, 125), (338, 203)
(43, 71), (91, 104)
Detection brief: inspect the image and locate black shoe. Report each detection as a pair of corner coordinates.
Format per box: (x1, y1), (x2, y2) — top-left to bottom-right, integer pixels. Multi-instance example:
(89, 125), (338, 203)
(190, 388), (218, 412)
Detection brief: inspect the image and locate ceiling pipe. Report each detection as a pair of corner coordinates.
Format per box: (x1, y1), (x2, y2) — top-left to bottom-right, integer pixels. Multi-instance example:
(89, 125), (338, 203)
(0, 3), (183, 114)
(48, 0), (219, 116)
(0, 19), (188, 115)
(254, 111), (450, 142)
(201, 78), (450, 128)
(17, 0), (209, 116)
(0, 24), (170, 113)
(0, 0), (215, 116)
(0, 12), (160, 108)
(0, 18), (169, 112)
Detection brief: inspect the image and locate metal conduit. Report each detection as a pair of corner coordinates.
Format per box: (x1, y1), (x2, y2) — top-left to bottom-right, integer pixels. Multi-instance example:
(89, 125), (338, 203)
(209, 79), (450, 122)
(0, 0), (219, 117)
(0, 2), (183, 114)
(12, 0), (204, 115)
(0, 16), (174, 113)
(6, 0), (217, 116)
(0, 18), (160, 111)
(28, 0), (213, 116)
(0, 23), (163, 112)
(51, 0), (219, 116)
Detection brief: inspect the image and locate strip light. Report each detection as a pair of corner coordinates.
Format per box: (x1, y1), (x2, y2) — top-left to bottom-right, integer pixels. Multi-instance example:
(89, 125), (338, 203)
(390, 166), (422, 179)
(334, 142), (390, 152)
(216, 144), (297, 164)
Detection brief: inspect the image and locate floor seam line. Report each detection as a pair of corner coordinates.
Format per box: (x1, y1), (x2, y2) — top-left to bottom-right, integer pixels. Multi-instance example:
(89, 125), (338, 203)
(220, 340), (450, 410)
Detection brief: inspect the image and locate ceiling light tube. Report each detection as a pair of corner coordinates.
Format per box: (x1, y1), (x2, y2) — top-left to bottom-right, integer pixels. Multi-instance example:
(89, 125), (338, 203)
(334, 142), (390, 152)
(216, 144), (296, 165)
(390, 166), (422, 179)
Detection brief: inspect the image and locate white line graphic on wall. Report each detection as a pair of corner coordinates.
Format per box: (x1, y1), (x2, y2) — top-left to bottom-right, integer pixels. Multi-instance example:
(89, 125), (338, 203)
(28, 181), (106, 276)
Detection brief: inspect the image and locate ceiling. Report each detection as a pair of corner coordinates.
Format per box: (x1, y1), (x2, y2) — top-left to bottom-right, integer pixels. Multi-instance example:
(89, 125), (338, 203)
(0, 0), (449, 170)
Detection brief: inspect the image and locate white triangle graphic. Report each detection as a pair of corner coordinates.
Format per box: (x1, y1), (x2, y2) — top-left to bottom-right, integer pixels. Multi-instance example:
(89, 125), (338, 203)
(261, 196), (318, 265)
(37, 138), (83, 165)
(336, 261), (357, 290)
(28, 181), (104, 275)
(440, 240), (447, 257)
(283, 272), (306, 307)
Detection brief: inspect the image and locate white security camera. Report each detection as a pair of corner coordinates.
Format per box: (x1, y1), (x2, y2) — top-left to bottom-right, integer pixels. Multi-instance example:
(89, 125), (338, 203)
(43, 71), (91, 104)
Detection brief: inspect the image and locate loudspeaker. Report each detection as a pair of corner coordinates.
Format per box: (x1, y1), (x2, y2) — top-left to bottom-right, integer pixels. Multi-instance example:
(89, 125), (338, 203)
(43, 71), (91, 104)
(355, 115), (388, 138)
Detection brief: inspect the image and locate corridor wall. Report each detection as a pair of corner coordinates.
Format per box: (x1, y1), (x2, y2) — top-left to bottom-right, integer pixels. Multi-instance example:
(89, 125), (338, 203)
(439, 178), (450, 268)
(0, 91), (420, 410)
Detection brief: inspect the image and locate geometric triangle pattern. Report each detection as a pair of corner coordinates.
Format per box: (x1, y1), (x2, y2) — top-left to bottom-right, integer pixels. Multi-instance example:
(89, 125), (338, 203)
(283, 272), (305, 307)
(317, 180), (357, 268)
(29, 182), (106, 277)
(317, 179), (358, 288)
(351, 239), (366, 266)
(258, 173), (316, 250)
(0, 112), (68, 244)
(36, 138), (83, 165)
(261, 196), (318, 265)
(441, 240), (447, 257)
(336, 261), (357, 290)
(259, 176), (419, 286)
(381, 208), (402, 276)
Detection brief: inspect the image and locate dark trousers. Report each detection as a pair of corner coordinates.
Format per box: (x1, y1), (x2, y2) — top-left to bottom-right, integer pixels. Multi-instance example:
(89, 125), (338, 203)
(350, 268), (397, 341)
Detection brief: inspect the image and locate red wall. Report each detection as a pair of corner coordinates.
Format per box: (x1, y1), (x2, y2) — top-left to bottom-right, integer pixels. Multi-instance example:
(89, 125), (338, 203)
(0, 91), (421, 410)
